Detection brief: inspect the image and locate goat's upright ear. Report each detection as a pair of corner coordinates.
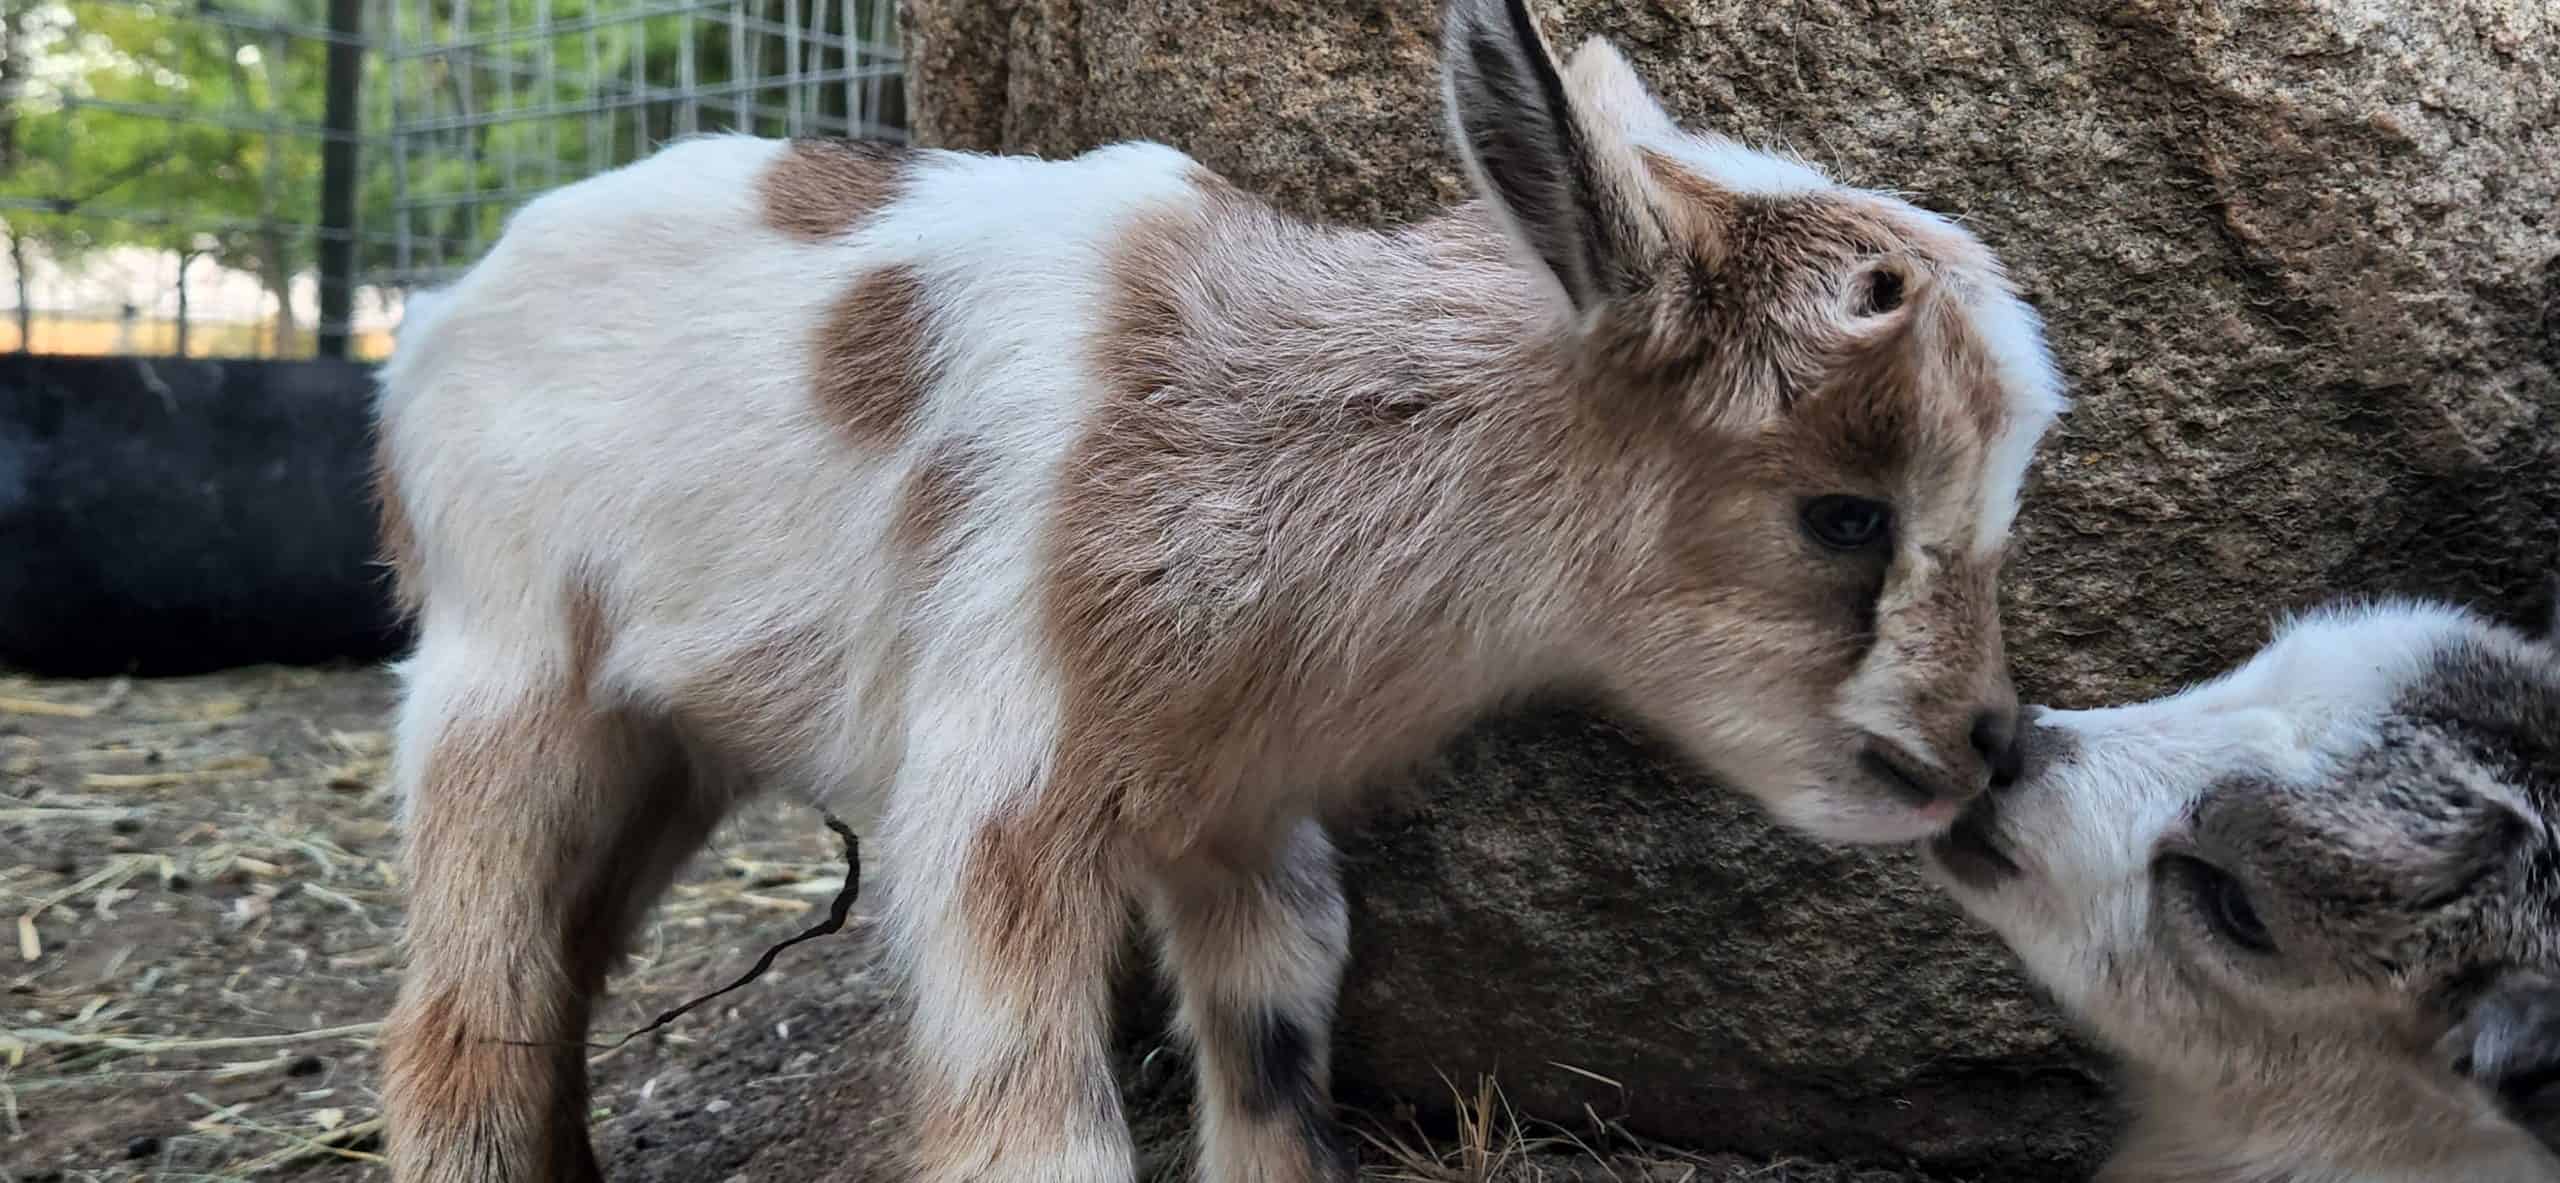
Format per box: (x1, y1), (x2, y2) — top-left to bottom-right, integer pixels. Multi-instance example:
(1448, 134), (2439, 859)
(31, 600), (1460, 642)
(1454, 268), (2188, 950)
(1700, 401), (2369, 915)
(2443, 970), (2560, 1150)
(1441, 0), (1665, 315)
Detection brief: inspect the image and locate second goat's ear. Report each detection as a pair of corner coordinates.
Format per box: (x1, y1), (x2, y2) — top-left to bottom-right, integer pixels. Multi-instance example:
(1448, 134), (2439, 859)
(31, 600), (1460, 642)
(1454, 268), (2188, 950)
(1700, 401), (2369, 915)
(2444, 970), (2560, 1150)
(1439, 0), (1661, 315)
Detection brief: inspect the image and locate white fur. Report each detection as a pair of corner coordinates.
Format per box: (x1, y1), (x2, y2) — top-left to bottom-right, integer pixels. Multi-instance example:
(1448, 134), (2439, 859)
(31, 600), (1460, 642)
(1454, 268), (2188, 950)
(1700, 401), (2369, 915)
(381, 138), (1208, 1182)
(1966, 294), (2067, 556)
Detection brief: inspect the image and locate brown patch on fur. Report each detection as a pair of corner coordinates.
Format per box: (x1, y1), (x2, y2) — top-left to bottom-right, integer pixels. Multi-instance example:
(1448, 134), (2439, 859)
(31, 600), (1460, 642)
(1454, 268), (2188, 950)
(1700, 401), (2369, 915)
(668, 620), (852, 776)
(1634, 147), (2021, 452)
(907, 1025), (1121, 1180)
(813, 264), (939, 447)
(959, 803), (1125, 997)
(1637, 149), (1740, 263)
(909, 808), (1129, 1177)
(383, 986), (603, 1182)
(1046, 179), (1601, 865)
(892, 439), (988, 586)
(384, 702), (625, 1183)
(1186, 163), (1250, 203)
(562, 576), (611, 695)
(371, 432), (424, 619)
(759, 137), (911, 241)
(385, 577), (719, 1180)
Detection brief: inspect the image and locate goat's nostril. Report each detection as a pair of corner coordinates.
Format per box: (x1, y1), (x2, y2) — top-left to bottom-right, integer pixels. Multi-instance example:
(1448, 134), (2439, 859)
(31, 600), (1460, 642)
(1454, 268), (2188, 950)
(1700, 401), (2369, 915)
(1972, 710), (2022, 790)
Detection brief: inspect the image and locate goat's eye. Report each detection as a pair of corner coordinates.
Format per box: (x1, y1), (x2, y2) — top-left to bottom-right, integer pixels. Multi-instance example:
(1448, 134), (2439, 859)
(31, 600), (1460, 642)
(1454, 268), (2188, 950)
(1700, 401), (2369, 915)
(2168, 855), (2276, 955)
(1801, 495), (1893, 552)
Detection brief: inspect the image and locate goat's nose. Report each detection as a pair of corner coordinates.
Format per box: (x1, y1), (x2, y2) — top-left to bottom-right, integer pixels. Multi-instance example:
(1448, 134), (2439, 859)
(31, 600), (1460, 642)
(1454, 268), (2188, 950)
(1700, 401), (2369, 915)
(1972, 709), (2022, 790)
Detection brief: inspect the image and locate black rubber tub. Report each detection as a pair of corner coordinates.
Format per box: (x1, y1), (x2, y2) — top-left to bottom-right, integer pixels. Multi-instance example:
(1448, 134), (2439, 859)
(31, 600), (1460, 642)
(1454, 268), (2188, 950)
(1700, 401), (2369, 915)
(0, 353), (409, 676)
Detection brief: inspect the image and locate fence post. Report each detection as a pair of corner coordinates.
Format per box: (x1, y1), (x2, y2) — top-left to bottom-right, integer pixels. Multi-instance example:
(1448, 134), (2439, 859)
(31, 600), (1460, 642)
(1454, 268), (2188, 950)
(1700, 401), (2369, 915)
(317, 0), (363, 359)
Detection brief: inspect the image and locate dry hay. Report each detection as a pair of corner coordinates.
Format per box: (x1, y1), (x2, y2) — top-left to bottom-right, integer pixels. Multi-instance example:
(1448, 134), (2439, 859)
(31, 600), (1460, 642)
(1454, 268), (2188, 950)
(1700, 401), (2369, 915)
(0, 665), (1951, 1183)
(0, 664), (846, 1181)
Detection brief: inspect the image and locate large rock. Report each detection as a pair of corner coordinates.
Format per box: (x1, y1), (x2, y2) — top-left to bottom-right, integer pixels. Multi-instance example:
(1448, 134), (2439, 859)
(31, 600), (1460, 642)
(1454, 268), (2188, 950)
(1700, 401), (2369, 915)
(885, 0), (2559, 1173)
(1337, 707), (2112, 1175)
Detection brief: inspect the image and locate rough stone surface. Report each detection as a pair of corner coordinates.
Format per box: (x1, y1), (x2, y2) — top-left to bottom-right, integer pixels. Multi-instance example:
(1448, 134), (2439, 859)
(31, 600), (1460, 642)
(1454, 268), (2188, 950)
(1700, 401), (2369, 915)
(887, 0), (2560, 1173)
(1335, 706), (2113, 1176)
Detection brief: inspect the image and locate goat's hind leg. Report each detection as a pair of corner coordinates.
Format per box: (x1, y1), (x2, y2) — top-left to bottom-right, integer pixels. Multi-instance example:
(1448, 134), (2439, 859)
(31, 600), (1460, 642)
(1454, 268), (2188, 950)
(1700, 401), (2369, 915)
(1149, 818), (1354, 1183)
(382, 662), (720, 1183)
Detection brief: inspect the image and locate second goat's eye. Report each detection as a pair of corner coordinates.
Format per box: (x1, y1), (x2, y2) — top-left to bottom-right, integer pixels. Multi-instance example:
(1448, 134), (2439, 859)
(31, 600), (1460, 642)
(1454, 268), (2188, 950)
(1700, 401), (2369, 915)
(1801, 495), (1893, 552)
(2168, 855), (2277, 955)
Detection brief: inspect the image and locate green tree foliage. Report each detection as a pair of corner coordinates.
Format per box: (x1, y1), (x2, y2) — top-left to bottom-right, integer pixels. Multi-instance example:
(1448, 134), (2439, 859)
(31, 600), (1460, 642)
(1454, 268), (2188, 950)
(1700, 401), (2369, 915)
(2, 0), (901, 354)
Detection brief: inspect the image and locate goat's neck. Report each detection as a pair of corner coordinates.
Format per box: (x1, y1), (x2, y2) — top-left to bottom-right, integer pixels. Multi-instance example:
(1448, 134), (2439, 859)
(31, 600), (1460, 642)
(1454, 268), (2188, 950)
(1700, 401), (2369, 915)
(1077, 200), (1664, 753)
(2108, 1066), (2557, 1183)
(1178, 205), (1647, 686)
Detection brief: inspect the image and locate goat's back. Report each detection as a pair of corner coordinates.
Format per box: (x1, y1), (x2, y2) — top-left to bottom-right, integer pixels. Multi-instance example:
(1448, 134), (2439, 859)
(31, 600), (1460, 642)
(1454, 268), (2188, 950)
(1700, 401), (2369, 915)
(373, 133), (1213, 800)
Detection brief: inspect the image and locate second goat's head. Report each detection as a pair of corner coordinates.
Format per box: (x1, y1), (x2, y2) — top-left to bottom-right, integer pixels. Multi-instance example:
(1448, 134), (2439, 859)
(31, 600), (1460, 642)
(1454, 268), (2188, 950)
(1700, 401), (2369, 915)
(1441, 0), (2065, 841)
(1930, 601), (2560, 1181)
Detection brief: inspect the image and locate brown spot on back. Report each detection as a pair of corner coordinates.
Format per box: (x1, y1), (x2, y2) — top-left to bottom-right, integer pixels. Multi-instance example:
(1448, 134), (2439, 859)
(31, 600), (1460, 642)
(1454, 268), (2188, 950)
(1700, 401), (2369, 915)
(371, 431), (424, 619)
(814, 264), (939, 446)
(759, 138), (911, 241)
(894, 439), (988, 585)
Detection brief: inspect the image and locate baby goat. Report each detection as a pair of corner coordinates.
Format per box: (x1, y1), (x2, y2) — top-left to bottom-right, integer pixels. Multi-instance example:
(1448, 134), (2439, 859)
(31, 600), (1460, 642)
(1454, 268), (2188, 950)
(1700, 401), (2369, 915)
(372, 0), (2064, 1177)
(1930, 600), (2560, 1182)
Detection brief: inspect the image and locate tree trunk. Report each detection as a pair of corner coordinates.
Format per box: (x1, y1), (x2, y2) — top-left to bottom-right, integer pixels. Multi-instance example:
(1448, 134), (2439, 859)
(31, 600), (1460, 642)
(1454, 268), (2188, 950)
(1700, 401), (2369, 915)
(9, 231), (28, 354)
(263, 236), (295, 358)
(175, 249), (195, 357)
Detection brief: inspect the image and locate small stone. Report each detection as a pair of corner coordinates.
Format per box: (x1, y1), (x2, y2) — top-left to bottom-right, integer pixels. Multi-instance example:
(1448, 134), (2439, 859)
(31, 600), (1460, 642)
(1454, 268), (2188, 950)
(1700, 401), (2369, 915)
(125, 1135), (161, 1160)
(287, 1054), (326, 1077)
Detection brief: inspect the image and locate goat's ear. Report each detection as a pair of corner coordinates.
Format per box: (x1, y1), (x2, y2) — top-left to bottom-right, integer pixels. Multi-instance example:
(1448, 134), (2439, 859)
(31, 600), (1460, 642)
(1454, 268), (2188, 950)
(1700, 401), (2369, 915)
(1441, 0), (1663, 315)
(1559, 38), (1677, 144)
(2443, 970), (2560, 1150)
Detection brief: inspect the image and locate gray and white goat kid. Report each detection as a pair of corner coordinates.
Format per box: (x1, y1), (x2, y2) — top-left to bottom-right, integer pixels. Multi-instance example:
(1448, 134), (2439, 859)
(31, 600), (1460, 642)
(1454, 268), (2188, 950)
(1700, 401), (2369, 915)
(370, 0), (2066, 1177)
(1930, 600), (2560, 1183)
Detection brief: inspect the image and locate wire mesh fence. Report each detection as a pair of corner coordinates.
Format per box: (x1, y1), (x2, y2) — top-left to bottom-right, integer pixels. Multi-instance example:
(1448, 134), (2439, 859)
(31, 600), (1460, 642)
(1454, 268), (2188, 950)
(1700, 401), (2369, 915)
(0, 0), (905, 360)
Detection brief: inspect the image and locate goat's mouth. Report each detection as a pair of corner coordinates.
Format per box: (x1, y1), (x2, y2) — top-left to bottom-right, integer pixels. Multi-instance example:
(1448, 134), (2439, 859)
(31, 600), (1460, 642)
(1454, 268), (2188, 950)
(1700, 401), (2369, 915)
(1928, 795), (2020, 892)
(1857, 744), (1958, 810)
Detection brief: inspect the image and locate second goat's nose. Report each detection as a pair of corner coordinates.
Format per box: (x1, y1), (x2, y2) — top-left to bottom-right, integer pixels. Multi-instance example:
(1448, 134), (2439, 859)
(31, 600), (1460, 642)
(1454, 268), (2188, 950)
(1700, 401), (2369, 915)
(1972, 709), (2022, 790)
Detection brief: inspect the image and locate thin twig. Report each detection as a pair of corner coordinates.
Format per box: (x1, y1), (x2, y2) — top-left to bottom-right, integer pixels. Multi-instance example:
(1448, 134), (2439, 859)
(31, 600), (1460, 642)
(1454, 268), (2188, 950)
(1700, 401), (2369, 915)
(4, 1020), (382, 1054)
(508, 813), (860, 1052)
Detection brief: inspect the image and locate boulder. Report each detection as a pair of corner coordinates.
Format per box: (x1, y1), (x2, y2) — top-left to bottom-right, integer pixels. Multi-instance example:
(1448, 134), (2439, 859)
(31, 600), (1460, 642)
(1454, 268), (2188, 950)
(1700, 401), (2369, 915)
(0, 355), (408, 676)
(1334, 707), (2111, 1174)
(889, 0), (2560, 1172)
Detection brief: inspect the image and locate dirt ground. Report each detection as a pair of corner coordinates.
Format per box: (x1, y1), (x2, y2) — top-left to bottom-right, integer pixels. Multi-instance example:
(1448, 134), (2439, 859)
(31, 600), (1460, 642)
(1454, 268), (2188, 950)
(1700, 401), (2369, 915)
(0, 664), (1957, 1183)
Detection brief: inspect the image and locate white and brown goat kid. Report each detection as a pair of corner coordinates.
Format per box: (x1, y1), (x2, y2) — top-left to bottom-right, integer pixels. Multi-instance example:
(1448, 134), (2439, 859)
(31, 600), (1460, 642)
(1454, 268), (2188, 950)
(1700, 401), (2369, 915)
(371, 0), (2065, 1177)
(1929, 601), (2560, 1183)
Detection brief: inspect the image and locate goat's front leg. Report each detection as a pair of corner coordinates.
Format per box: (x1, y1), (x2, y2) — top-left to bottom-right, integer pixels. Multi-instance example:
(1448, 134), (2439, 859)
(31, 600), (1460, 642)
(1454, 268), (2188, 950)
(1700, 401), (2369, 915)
(889, 777), (1136, 1183)
(1147, 818), (1353, 1183)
